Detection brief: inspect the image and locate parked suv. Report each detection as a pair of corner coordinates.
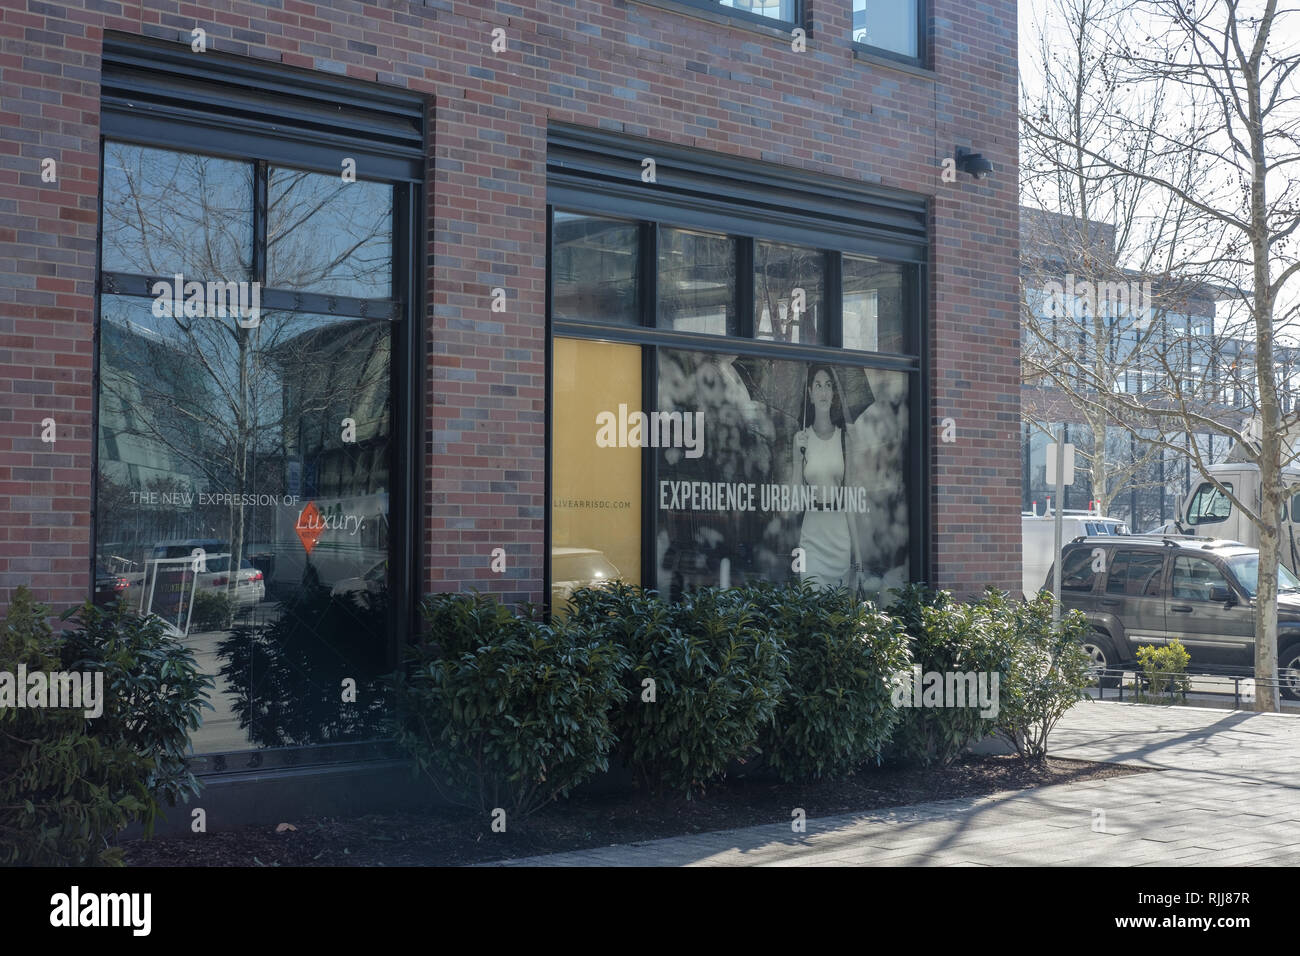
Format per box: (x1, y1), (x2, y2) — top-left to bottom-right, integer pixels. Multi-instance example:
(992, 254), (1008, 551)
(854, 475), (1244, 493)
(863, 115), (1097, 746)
(1047, 535), (1300, 700)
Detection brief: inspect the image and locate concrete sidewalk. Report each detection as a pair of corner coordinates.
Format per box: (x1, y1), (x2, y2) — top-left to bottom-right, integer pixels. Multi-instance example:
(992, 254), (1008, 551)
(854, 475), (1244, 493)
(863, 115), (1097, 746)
(492, 701), (1300, 866)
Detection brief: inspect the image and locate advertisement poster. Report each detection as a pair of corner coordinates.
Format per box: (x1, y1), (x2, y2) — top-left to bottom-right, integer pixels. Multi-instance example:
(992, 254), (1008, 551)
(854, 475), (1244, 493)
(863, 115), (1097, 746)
(655, 349), (910, 600)
(551, 338), (642, 611)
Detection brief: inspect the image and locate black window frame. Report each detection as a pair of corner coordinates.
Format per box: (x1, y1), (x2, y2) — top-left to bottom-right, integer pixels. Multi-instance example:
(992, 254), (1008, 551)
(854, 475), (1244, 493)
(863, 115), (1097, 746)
(1186, 481), (1233, 526)
(1059, 547), (1100, 593)
(662, 0), (803, 30)
(1103, 548), (1168, 598)
(93, 34), (425, 770)
(1171, 553), (1233, 602)
(545, 124), (929, 611)
(851, 0), (928, 70)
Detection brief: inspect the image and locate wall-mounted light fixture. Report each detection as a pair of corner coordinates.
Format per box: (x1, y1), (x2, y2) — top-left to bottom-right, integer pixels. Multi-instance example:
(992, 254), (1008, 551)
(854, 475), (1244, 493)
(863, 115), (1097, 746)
(955, 146), (994, 180)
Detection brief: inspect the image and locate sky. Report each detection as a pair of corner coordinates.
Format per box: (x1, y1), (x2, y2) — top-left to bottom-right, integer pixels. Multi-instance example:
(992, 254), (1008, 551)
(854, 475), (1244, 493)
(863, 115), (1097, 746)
(1016, 0), (1300, 344)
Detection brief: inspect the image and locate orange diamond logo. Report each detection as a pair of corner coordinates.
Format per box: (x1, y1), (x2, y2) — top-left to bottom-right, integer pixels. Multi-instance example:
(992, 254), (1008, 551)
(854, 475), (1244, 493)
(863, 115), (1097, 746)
(295, 501), (324, 555)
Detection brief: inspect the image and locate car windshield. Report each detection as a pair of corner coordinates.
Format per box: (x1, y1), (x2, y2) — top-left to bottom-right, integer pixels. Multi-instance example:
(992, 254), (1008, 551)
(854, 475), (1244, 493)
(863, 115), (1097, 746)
(1224, 554), (1300, 597)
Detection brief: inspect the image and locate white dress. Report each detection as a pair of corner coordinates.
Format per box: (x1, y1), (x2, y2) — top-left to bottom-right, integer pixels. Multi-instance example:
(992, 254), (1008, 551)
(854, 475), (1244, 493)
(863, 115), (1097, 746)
(799, 427), (852, 589)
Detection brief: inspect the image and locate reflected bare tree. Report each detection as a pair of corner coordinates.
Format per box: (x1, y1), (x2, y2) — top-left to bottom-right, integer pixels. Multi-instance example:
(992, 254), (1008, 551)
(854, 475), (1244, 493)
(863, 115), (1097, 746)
(98, 145), (392, 605)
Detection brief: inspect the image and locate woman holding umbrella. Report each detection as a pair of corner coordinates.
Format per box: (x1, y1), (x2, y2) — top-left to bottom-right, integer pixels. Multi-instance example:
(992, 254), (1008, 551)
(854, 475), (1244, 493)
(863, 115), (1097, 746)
(792, 364), (863, 590)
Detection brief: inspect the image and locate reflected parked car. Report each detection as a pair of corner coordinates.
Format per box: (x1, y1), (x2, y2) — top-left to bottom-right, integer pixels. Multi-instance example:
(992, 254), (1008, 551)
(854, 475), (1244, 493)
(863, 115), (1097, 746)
(196, 555), (266, 606)
(551, 547), (621, 607)
(330, 560), (387, 609)
(94, 564), (131, 607)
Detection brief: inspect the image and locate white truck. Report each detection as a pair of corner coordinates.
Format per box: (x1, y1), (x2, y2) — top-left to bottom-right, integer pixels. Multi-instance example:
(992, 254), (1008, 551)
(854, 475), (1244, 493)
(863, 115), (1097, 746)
(1176, 461), (1300, 575)
(1022, 509), (1130, 599)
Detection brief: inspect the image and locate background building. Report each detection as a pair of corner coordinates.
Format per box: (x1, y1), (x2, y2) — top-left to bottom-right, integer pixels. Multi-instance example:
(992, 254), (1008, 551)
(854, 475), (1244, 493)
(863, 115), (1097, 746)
(1019, 206), (1300, 531)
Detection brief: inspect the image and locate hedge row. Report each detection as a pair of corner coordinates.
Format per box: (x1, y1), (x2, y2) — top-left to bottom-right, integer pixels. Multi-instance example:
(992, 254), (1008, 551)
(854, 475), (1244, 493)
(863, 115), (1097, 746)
(388, 582), (1094, 817)
(0, 588), (212, 866)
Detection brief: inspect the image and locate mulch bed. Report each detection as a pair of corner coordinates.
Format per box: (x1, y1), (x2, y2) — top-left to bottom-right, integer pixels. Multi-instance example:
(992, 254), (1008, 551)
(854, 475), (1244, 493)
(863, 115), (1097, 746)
(121, 754), (1148, 866)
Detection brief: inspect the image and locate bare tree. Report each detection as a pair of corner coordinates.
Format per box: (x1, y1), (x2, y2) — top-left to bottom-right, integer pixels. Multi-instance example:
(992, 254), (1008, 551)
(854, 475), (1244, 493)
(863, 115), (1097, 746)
(1022, 0), (1300, 711)
(1019, 0), (1231, 523)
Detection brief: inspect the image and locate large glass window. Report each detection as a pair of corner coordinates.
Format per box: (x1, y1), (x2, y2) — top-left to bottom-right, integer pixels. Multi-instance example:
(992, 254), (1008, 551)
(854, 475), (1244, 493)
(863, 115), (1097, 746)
(843, 254), (908, 353)
(267, 168), (393, 298)
(550, 337), (643, 614)
(96, 142), (404, 755)
(656, 351), (910, 598)
(550, 204), (922, 606)
(102, 147), (253, 279)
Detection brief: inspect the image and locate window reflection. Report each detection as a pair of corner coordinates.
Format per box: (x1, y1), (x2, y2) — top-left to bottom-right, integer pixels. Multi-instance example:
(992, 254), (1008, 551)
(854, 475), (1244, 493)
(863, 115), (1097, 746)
(552, 212), (640, 325)
(754, 241), (825, 345)
(719, 0), (796, 23)
(657, 227), (737, 336)
(843, 254), (908, 353)
(96, 292), (393, 752)
(267, 167), (393, 298)
(853, 0), (920, 59)
(101, 143), (253, 280)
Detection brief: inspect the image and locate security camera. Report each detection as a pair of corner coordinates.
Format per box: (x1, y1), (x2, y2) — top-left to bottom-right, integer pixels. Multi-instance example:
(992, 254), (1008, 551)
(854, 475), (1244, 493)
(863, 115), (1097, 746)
(955, 147), (994, 180)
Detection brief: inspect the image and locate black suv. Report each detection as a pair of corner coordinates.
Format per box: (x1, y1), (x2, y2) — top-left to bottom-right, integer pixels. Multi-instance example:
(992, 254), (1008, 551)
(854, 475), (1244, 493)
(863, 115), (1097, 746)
(1047, 535), (1300, 700)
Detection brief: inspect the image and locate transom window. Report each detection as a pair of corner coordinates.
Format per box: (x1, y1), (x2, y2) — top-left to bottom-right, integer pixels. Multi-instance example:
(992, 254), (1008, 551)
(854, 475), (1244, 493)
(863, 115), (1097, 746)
(853, 0), (924, 65)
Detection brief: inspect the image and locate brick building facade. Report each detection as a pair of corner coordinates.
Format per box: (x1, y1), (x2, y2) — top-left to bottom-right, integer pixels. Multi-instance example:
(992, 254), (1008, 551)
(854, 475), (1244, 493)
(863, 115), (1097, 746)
(2, 0), (1019, 787)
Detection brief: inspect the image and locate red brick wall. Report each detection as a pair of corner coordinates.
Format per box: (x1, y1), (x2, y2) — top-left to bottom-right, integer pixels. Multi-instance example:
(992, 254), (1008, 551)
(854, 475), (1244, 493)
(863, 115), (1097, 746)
(0, 0), (1020, 612)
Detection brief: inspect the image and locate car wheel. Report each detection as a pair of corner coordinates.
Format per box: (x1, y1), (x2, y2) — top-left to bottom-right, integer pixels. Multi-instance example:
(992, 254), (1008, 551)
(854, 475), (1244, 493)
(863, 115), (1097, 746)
(1082, 632), (1121, 688)
(1280, 643), (1300, 702)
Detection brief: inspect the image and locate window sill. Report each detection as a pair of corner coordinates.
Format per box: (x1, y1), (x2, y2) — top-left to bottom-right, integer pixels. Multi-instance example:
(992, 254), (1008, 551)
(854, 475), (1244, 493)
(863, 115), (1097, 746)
(851, 44), (936, 81)
(630, 0), (802, 44)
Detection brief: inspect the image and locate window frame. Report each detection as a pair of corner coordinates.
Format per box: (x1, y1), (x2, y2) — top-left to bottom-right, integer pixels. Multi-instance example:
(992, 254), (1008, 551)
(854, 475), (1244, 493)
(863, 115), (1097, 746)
(851, 0), (928, 70)
(545, 126), (929, 610)
(658, 0), (803, 30)
(93, 35), (425, 769)
(1186, 481), (1233, 526)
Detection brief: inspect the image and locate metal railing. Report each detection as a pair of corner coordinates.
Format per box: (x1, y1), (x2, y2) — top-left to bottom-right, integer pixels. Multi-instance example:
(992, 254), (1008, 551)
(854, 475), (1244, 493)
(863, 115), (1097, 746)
(1091, 667), (1296, 709)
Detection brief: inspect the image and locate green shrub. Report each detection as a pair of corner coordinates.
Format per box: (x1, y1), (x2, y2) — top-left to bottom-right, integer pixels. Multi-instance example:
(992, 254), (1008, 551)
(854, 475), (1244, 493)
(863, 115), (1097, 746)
(0, 588), (151, 865)
(752, 581), (909, 781)
(568, 583), (790, 795)
(1135, 639), (1191, 700)
(59, 600), (214, 825)
(987, 590), (1093, 763)
(388, 591), (629, 819)
(189, 590), (234, 631)
(887, 584), (1012, 767)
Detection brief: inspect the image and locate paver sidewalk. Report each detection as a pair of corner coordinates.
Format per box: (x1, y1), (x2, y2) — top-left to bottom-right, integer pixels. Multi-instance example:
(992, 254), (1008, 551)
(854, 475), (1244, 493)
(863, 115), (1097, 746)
(492, 702), (1300, 866)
